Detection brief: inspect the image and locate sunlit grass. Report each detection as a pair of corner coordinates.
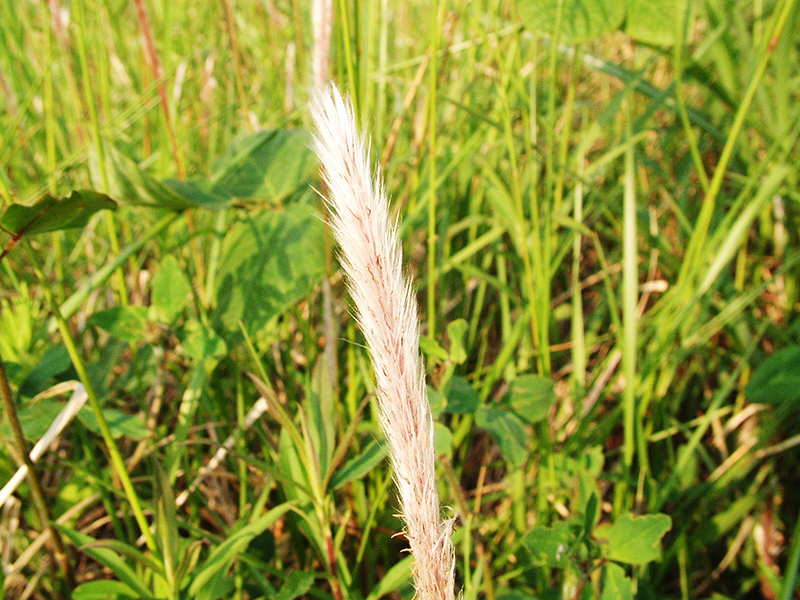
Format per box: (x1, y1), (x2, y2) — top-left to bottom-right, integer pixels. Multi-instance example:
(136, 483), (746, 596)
(0, 0), (798, 599)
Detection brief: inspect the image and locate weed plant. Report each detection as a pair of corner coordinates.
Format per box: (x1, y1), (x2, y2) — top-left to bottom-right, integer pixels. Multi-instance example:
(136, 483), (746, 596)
(0, 0), (799, 599)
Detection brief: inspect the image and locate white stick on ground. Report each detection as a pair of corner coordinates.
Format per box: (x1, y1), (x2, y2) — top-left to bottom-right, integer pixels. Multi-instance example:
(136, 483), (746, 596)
(175, 396), (269, 508)
(311, 85), (456, 600)
(0, 382), (88, 509)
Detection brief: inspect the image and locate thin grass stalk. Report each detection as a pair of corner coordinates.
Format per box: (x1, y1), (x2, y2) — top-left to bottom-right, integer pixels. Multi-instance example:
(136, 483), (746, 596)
(677, 0), (797, 291)
(42, 4), (65, 291)
(312, 0), (333, 89)
(131, 0), (212, 313)
(427, 0), (439, 338)
(0, 383), (88, 509)
(131, 0), (183, 179)
(779, 504), (800, 600)
(221, 0), (249, 124)
(311, 86), (456, 600)
(543, 2), (564, 369)
(337, 0), (359, 115)
(0, 355), (74, 594)
(490, 38), (546, 375)
(622, 105), (638, 478)
(71, 0), (128, 307)
(673, 0), (710, 193)
(290, 0), (306, 87)
(571, 118), (586, 395)
(312, 0), (339, 419)
(30, 255), (158, 553)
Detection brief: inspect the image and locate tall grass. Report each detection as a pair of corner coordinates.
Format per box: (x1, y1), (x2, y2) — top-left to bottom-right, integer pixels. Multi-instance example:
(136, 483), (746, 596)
(0, 0), (798, 599)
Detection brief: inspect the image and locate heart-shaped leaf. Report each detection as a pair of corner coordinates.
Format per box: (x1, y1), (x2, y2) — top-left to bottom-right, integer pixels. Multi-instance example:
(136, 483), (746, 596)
(594, 513), (672, 564)
(503, 374), (556, 424)
(209, 130), (317, 203)
(476, 405), (529, 467)
(90, 306), (150, 342)
(213, 204), (326, 339)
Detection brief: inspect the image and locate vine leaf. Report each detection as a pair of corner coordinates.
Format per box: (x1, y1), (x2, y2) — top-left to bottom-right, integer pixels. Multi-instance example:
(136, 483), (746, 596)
(1, 190), (116, 236)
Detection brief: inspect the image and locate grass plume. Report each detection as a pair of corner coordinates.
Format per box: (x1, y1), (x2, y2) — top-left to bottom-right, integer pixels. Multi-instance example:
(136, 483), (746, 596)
(311, 85), (456, 600)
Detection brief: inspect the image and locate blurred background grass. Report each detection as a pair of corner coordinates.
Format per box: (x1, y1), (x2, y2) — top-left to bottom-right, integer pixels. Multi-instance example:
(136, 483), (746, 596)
(0, 0), (799, 599)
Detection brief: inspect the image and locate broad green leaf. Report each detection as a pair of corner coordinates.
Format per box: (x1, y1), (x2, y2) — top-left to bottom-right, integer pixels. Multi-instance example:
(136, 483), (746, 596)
(445, 376), (479, 414)
(90, 143), (192, 210)
(420, 335), (449, 362)
(277, 423), (313, 503)
(504, 375), (556, 425)
(745, 346), (800, 404)
(434, 421), (453, 457)
(475, 405), (529, 467)
(179, 320), (227, 359)
(19, 345), (71, 398)
(275, 570), (316, 600)
(78, 408), (150, 440)
(1, 190), (116, 235)
(365, 555), (413, 600)
(518, 0), (625, 43)
(428, 385), (446, 419)
(245, 530), (276, 564)
(55, 525), (153, 598)
(446, 319), (469, 364)
(90, 306), (150, 342)
(71, 580), (140, 600)
(80, 539), (163, 576)
(3, 361), (20, 382)
(583, 492), (601, 534)
(163, 179), (230, 210)
(308, 356), (336, 479)
(213, 205), (326, 339)
(624, 0), (676, 45)
(193, 572), (236, 600)
(579, 445), (605, 476)
(329, 439), (387, 490)
(57, 482), (95, 511)
(0, 399), (62, 442)
(151, 255), (192, 324)
(522, 521), (580, 567)
(600, 563), (633, 600)
(189, 503), (294, 596)
(594, 513), (672, 564)
(209, 130), (317, 202)
(154, 467), (179, 591)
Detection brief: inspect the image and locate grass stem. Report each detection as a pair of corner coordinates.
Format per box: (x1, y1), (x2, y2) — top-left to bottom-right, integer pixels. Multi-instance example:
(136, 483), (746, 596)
(31, 255), (158, 553)
(0, 354), (74, 593)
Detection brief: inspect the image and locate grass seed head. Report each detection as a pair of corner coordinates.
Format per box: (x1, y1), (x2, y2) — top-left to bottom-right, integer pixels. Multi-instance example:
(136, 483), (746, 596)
(311, 84), (456, 600)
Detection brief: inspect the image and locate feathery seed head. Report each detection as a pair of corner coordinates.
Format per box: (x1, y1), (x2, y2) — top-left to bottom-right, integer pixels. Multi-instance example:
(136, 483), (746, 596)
(311, 85), (456, 600)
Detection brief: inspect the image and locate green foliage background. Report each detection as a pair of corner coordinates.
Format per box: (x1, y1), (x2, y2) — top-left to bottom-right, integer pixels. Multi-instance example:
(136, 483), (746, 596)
(0, 0), (799, 598)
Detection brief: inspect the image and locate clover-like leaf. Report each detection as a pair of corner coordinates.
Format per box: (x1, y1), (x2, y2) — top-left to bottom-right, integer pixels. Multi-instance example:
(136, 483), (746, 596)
(475, 405), (529, 468)
(503, 374), (556, 425)
(594, 513), (672, 564)
(151, 255), (192, 324)
(522, 521), (581, 567)
(600, 562), (633, 600)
